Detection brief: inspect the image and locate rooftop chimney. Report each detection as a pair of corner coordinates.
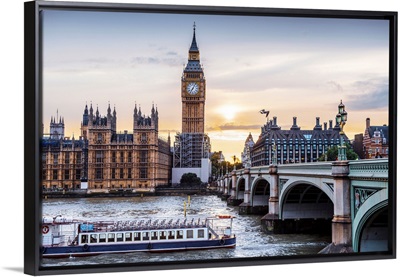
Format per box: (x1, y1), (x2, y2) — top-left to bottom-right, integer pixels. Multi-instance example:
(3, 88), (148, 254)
(366, 118), (371, 129)
(291, 116), (300, 130)
(314, 117), (322, 130)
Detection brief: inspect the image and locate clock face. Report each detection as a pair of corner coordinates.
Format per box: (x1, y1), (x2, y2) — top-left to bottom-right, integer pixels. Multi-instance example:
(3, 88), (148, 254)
(186, 82), (199, 95)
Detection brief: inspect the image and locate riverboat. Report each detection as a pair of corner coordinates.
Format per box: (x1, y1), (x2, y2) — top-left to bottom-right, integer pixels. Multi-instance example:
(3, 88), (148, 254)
(41, 215), (236, 258)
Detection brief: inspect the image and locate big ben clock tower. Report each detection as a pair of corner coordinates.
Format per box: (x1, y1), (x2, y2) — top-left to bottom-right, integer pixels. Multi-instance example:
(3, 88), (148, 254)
(172, 23), (211, 184)
(181, 23), (205, 133)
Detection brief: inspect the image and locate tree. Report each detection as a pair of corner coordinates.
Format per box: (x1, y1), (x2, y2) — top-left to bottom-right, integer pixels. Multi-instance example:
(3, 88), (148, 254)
(210, 152), (223, 177)
(180, 173), (202, 186)
(209, 151), (243, 180)
(318, 143), (359, 161)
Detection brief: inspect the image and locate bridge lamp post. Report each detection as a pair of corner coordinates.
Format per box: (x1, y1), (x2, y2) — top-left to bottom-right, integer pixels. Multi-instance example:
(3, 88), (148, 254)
(336, 100), (348, 161)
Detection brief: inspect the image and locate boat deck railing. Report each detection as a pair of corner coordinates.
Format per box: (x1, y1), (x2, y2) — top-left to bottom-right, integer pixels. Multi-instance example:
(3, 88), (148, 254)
(81, 218), (209, 233)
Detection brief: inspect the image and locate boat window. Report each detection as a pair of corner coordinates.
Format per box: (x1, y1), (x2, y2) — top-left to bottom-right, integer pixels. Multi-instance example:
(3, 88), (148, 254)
(160, 231), (167, 240)
(198, 229), (205, 239)
(108, 233), (115, 243)
(151, 231), (158, 240)
(81, 235), (88, 244)
(142, 232), (149, 241)
(90, 234), (98, 243)
(125, 233), (132, 242)
(168, 231), (175, 239)
(187, 230), (193, 239)
(134, 232), (141, 241)
(117, 233), (124, 242)
(99, 234), (106, 243)
(177, 230), (183, 239)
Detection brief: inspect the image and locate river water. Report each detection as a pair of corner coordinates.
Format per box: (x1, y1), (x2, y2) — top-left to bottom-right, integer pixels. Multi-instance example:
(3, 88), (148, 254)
(41, 195), (330, 267)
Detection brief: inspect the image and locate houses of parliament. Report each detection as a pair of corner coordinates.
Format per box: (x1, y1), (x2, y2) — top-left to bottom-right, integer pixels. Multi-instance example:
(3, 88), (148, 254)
(41, 103), (172, 191)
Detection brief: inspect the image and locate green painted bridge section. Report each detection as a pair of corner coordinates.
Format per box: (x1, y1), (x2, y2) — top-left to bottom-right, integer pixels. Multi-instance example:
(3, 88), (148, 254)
(217, 159), (389, 253)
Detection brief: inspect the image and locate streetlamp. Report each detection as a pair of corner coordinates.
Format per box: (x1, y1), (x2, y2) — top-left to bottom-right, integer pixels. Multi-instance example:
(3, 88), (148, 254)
(336, 100), (348, 161)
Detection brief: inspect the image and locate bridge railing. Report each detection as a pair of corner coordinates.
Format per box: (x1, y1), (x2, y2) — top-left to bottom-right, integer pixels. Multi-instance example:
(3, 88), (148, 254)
(276, 161), (333, 177)
(224, 159), (388, 181)
(348, 158), (388, 180)
(232, 162), (334, 177)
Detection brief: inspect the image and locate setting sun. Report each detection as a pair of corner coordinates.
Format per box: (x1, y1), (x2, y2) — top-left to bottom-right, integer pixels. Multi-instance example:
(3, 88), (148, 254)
(218, 105), (239, 121)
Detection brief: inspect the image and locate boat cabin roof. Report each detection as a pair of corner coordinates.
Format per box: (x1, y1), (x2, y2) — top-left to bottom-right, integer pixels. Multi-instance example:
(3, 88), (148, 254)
(78, 218), (211, 233)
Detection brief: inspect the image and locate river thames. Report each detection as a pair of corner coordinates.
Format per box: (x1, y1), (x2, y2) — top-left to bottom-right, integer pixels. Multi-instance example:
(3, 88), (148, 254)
(41, 195), (330, 267)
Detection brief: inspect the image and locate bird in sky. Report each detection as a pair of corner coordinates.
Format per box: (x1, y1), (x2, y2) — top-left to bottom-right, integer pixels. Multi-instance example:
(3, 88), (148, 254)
(259, 109), (270, 117)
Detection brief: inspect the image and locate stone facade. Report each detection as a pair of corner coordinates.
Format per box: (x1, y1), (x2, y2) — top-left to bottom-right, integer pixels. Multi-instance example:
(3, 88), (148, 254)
(251, 104), (350, 166)
(241, 133), (254, 168)
(41, 104), (172, 191)
(41, 135), (86, 190)
(352, 133), (365, 159)
(363, 118), (389, 159)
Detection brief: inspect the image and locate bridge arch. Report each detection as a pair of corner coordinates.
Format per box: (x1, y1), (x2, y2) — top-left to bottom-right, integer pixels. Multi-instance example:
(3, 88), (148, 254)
(236, 177), (245, 201)
(250, 177), (270, 207)
(280, 180), (334, 221)
(227, 178), (232, 195)
(353, 189), (388, 252)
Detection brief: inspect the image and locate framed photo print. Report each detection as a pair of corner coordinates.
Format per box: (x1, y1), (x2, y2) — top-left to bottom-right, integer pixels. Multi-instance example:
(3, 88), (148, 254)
(24, 0), (397, 275)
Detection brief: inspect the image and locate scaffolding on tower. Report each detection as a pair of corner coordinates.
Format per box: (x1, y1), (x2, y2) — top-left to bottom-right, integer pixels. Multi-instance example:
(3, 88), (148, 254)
(173, 133), (211, 168)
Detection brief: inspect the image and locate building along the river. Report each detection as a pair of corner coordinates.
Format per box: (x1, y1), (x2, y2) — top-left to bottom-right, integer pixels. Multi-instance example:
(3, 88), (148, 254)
(41, 104), (172, 192)
(251, 103), (350, 166)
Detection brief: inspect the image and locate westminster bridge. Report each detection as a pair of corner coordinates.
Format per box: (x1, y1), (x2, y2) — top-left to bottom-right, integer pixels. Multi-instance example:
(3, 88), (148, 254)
(216, 159), (389, 253)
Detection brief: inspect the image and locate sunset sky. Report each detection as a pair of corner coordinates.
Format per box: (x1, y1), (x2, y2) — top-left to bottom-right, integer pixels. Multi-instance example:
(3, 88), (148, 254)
(42, 9), (389, 162)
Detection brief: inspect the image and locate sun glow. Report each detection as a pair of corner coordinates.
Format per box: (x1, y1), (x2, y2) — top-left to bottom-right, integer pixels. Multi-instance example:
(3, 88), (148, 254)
(218, 105), (239, 121)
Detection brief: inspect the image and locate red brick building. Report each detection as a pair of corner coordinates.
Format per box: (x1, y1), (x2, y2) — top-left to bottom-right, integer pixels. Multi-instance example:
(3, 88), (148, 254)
(363, 118), (389, 159)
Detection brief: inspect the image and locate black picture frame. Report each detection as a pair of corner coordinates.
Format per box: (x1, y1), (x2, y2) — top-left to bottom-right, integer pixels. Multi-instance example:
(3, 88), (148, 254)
(24, 0), (397, 275)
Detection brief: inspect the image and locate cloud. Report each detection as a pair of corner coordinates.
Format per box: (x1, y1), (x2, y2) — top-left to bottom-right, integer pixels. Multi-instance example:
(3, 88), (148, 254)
(131, 57), (160, 64)
(129, 45), (186, 67)
(84, 57), (117, 64)
(207, 52), (321, 93)
(327, 81), (343, 92)
(45, 57), (132, 76)
(206, 123), (261, 131)
(166, 51), (178, 56)
(131, 55), (185, 67)
(346, 77), (388, 111)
